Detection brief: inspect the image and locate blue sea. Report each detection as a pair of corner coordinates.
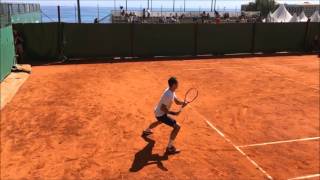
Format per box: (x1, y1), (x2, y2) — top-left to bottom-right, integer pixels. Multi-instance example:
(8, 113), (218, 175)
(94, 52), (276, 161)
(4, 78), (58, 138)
(41, 6), (110, 23)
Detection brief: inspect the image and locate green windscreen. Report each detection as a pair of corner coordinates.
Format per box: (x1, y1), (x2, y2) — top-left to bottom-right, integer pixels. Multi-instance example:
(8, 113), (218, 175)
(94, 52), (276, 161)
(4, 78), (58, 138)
(132, 24), (195, 57)
(254, 23), (307, 52)
(0, 25), (15, 81)
(197, 23), (253, 54)
(63, 23), (131, 58)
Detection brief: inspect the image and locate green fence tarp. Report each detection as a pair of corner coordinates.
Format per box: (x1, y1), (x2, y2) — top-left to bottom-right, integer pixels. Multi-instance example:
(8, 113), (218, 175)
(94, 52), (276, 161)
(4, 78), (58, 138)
(64, 23), (131, 58)
(0, 15), (10, 28)
(197, 23), (253, 54)
(0, 26), (15, 81)
(11, 12), (42, 24)
(254, 23), (307, 52)
(133, 24), (195, 57)
(13, 23), (60, 60)
(10, 22), (319, 63)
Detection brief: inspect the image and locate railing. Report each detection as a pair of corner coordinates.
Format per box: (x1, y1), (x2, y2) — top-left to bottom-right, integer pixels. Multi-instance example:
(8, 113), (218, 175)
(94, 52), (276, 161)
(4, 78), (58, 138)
(111, 10), (246, 18)
(112, 10), (260, 17)
(0, 3), (40, 16)
(111, 10), (260, 24)
(0, 3), (41, 27)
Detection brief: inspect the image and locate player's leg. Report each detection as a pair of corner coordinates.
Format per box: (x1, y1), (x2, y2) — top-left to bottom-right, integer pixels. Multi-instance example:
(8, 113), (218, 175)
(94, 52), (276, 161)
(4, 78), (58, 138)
(143, 120), (162, 136)
(156, 115), (181, 153)
(169, 123), (180, 143)
(167, 123), (180, 153)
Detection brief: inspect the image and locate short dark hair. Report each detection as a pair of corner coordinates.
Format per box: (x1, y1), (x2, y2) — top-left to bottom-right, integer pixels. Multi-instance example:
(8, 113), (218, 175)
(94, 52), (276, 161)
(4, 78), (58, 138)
(168, 77), (178, 87)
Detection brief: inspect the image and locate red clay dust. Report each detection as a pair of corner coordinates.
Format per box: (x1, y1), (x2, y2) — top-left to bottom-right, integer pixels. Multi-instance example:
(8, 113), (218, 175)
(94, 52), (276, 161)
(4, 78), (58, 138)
(1, 55), (319, 180)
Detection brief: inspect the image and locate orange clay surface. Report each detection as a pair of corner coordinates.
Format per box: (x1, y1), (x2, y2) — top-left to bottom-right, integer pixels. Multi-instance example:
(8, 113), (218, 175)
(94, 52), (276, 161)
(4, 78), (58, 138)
(1, 55), (319, 180)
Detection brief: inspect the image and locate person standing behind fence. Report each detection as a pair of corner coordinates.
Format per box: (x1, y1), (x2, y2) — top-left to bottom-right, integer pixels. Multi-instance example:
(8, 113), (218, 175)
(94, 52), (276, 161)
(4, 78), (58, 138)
(120, 6), (125, 16)
(147, 9), (151, 18)
(143, 9), (146, 19)
(313, 35), (320, 52)
(214, 11), (221, 24)
(13, 30), (24, 64)
(201, 11), (206, 23)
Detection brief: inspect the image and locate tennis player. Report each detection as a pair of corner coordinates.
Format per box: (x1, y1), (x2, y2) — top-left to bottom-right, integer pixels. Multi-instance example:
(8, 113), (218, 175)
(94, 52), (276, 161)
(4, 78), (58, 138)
(143, 77), (187, 154)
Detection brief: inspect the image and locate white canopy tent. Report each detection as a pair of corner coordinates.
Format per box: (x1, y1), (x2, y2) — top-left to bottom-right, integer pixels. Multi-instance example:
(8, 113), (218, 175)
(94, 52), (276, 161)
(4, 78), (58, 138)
(266, 12), (275, 22)
(290, 13), (298, 22)
(310, 11), (320, 22)
(271, 4), (292, 23)
(298, 11), (308, 22)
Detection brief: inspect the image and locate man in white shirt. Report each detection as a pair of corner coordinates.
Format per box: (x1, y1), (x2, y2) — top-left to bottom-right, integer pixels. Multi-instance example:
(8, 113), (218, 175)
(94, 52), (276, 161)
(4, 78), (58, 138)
(143, 77), (187, 154)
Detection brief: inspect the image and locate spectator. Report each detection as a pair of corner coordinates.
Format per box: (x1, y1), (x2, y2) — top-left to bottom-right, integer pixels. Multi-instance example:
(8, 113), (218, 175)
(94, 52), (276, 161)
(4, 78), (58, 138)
(125, 12), (130, 23)
(147, 9), (151, 18)
(94, 18), (98, 24)
(120, 6), (125, 16)
(193, 17), (197, 23)
(201, 11), (206, 23)
(159, 16), (165, 23)
(142, 8), (146, 19)
(312, 35), (320, 51)
(214, 16), (220, 24)
(223, 13), (229, 19)
(214, 10), (220, 18)
(13, 30), (24, 64)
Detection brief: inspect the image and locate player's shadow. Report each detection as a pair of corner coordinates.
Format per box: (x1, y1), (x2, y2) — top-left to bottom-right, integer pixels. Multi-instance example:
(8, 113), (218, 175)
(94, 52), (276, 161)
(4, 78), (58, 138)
(129, 135), (169, 172)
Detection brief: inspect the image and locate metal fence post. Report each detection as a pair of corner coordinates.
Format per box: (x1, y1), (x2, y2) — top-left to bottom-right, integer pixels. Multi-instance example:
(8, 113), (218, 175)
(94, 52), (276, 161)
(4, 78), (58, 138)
(58, 22), (65, 60)
(7, 5), (11, 24)
(251, 22), (256, 53)
(126, 0), (127, 12)
(77, 0), (82, 23)
(74, 5), (77, 23)
(173, 0), (175, 12)
(303, 20), (310, 52)
(194, 23), (198, 56)
(57, 6), (61, 23)
(130, 23), (134, 57)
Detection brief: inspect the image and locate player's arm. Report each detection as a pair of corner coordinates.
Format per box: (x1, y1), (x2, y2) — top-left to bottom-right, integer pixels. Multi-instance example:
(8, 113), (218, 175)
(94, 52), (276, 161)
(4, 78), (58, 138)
(174, 97), (184, 105)
(161, 104), (180, 116)
(174, 96), (188, 107)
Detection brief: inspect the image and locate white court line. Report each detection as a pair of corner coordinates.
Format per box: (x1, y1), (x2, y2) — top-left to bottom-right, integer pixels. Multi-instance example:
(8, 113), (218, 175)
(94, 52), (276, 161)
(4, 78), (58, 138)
(287, 174), (320, 180)
(184, 67), (242, 71)
(144, 65), (273, 179)
(184, 67), (218, 71)
(238, 137), (320, 148)
(191, 106), (273, 180)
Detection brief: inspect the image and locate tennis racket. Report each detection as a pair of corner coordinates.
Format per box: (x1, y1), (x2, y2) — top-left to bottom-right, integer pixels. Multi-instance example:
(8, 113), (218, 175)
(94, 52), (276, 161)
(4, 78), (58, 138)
(179, 88), (198, 123)
(184, 88), (198, 104)
(179, 88), (198, 111)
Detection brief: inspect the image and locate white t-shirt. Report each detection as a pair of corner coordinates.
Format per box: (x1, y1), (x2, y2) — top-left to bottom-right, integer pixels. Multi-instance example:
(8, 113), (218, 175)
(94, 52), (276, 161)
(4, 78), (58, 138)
(154, 88), (176, 117)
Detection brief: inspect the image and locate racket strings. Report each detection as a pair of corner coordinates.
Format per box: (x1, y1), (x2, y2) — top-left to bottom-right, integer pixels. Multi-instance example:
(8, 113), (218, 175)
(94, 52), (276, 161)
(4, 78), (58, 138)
(185, 88), (198, 103)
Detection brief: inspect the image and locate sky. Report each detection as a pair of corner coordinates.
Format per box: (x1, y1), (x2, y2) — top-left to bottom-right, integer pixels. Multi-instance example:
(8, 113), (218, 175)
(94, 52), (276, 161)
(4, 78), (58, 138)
(1, 0), (320, 8)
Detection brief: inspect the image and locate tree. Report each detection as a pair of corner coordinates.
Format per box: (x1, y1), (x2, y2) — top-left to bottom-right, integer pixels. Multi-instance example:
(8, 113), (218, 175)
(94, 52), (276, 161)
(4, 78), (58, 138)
(245, 0), (276, 17)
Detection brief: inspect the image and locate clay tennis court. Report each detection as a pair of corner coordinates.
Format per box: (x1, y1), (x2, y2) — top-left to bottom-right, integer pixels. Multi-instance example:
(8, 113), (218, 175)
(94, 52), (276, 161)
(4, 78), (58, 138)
(1, 54), (319, 179)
